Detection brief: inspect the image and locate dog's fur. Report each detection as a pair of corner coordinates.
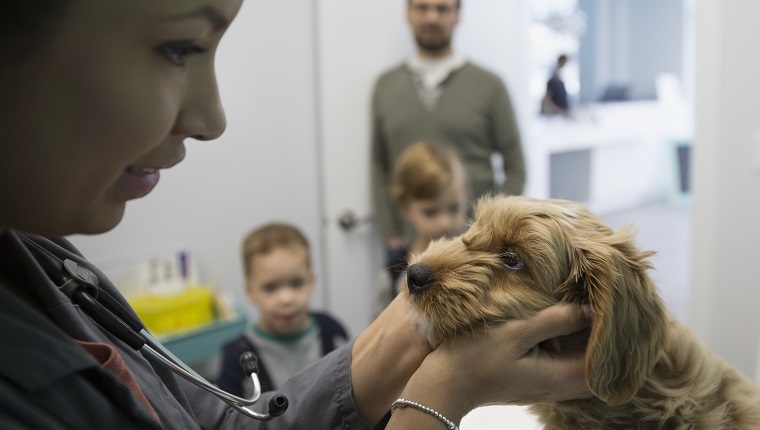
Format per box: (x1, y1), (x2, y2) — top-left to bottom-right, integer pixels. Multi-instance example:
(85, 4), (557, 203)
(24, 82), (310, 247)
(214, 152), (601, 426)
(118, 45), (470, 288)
(402, 195), (760, 429)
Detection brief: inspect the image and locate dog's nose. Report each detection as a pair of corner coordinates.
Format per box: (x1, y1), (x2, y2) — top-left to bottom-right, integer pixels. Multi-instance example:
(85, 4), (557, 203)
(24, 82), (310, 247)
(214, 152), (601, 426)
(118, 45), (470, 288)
(406, 263), (435, 294)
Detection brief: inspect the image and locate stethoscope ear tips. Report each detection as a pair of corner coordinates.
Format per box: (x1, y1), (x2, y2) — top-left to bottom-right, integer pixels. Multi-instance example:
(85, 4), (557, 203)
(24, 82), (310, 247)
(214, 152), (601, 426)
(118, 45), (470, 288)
(268, 395), (289, 417)
(239, 351), (258, 376)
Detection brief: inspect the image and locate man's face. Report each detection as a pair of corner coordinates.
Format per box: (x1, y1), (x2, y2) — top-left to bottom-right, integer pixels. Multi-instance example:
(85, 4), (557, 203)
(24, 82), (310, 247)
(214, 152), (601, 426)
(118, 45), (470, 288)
(407, 0), (460, 55)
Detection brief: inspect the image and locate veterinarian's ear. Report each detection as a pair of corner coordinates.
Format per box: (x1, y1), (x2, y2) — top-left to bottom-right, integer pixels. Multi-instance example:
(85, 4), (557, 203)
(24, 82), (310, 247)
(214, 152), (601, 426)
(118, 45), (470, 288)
(574, 229), (668, 406)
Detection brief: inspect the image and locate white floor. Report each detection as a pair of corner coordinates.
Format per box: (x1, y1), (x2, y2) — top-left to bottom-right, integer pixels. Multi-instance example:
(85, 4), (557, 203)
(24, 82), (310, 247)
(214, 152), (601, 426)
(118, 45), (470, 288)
(462, 405), (542, 429)
(461, 200), (693, 429)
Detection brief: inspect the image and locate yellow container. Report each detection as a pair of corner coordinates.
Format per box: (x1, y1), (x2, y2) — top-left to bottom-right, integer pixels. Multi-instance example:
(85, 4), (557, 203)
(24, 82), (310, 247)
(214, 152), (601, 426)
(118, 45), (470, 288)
(130, 286), (216, 336)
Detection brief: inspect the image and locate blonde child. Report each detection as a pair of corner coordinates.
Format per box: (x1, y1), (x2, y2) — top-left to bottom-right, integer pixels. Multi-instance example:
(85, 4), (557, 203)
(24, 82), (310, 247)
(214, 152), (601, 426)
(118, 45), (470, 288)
(372, 142), (470, 319)
(217, 223), (348, 396)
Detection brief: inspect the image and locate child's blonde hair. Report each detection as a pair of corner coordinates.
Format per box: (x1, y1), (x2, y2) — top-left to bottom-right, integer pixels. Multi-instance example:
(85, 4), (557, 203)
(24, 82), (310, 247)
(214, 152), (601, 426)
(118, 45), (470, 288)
(391, 142), (468, 207)
(241, 223), (311, 278)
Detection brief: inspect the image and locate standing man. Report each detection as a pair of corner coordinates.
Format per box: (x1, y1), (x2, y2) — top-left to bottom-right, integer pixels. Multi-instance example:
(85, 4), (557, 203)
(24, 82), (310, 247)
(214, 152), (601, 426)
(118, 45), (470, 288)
(370, 0), (526, 262)
(542, 54), (570, 115)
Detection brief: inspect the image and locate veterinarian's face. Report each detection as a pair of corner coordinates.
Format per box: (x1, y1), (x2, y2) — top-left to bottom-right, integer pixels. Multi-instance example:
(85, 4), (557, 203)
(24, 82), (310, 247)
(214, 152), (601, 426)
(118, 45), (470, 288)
(407, 0), (460, 54)
(246, 247), (315, 336)
(0, 0), (242, 236)
(403, 187), (467, 242)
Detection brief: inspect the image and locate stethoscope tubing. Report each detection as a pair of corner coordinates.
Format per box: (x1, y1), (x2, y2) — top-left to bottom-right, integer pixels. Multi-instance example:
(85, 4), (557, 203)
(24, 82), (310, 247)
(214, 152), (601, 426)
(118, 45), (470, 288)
(140, 342), (285, 421)
(83, 287), (286, 420)
(74, 280), (265, 405)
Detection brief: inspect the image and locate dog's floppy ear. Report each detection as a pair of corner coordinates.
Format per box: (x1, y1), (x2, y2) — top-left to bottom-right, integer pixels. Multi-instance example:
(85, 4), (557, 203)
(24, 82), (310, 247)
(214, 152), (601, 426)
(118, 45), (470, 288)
(570, 226), (668, 406)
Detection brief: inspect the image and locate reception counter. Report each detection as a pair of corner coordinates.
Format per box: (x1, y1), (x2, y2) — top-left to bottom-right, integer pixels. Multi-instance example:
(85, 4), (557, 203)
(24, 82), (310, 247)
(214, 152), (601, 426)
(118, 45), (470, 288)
(521, 100), (688, 214)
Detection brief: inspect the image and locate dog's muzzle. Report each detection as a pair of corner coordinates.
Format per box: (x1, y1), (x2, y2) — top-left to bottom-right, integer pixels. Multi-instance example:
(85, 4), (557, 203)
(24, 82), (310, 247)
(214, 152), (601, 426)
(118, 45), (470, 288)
(406, 263), (435, 294)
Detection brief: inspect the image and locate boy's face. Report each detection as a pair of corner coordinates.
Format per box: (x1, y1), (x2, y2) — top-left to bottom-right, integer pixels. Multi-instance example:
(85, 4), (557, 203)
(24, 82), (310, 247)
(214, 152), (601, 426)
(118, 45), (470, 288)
(246, 247), (315, 336)
(403, 185), (467, 242)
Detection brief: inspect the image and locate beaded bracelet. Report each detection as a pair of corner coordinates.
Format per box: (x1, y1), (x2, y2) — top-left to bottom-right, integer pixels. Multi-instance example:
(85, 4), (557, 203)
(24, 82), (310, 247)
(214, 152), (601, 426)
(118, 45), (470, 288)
(390, 398), (460, 430)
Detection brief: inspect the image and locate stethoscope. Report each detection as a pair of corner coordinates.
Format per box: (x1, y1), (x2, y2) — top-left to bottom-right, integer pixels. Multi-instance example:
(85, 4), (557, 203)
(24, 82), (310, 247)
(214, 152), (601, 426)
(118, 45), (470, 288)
(19, 234), (289, 422)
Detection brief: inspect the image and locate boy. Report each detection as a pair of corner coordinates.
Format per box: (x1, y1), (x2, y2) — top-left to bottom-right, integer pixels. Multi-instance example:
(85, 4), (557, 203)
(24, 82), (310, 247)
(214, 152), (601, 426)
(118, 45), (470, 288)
(371, 142), (470, 319)
(217, 223), (349, 396)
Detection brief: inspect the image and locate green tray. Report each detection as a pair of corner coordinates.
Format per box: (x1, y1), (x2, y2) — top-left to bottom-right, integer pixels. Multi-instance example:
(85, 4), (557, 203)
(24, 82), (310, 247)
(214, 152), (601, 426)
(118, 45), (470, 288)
(160, 310), (248, 365)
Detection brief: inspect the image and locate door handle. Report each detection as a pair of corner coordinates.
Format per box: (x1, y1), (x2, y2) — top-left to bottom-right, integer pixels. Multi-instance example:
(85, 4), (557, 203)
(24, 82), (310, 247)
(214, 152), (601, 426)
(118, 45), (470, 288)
(337, 210), (374, 231)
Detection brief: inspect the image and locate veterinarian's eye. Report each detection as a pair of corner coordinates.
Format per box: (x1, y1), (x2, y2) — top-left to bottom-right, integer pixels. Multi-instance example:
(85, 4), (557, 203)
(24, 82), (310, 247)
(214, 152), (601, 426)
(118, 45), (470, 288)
(500, 248), (525, 270)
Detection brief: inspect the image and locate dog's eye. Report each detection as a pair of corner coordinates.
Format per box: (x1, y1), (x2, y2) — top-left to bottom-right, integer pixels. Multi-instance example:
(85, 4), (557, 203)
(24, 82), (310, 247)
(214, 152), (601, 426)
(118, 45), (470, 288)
(500, 248), (525, 270)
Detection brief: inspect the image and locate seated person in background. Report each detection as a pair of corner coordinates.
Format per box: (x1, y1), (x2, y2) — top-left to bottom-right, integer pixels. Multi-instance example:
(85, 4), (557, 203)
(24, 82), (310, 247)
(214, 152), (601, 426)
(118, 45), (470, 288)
(541, 54), (570, 115)
(217, 223), (349, 396)
(371, 142), (470, 320)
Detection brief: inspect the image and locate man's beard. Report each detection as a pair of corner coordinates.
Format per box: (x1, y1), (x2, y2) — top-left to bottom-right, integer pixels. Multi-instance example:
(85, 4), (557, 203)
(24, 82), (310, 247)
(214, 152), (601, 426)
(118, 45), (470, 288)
(414, 34), (452, 54)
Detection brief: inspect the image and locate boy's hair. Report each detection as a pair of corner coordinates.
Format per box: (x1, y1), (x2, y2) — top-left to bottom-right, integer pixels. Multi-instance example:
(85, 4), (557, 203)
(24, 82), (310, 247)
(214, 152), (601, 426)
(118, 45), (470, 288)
(241, 223), (311, 278)
(391, 141), (467, 207)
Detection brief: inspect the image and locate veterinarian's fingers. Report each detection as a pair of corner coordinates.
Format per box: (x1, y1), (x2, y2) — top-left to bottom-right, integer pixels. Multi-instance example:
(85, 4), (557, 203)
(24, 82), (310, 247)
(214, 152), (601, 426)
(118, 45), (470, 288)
(518, 303), (591, 348)
(539, 351), (593, 402)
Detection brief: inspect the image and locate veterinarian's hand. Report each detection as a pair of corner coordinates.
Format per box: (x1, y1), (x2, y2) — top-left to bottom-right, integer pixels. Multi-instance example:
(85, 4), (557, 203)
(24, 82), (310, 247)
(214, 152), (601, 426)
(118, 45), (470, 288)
(390, 304), (592, 428)
(352, 293), (434, 425)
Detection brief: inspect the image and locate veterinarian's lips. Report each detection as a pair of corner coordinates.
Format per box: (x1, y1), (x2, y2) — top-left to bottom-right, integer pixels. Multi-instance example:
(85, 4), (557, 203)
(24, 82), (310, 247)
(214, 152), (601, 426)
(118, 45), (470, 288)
(117, 167), (160, 199)
(118, 160), (180, 199)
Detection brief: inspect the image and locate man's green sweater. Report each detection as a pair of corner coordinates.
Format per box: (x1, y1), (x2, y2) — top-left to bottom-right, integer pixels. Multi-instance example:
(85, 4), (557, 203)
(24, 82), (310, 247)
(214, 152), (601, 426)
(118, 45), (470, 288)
(370, 61), (525, 242)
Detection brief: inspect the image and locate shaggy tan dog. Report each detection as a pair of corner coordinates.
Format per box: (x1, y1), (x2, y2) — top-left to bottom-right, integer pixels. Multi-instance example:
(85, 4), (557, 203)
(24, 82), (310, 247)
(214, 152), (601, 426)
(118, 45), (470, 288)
(402, 195), (760, 429)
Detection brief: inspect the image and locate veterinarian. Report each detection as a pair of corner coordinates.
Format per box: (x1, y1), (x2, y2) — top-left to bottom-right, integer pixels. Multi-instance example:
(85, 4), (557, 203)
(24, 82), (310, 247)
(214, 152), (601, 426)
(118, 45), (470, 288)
(0, 1), (592, 429)
(370, 0), (526, 269)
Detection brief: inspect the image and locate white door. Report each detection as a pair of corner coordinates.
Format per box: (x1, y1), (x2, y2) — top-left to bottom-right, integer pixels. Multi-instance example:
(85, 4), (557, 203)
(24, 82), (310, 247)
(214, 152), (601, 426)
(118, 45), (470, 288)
(315, 1), (412, 335)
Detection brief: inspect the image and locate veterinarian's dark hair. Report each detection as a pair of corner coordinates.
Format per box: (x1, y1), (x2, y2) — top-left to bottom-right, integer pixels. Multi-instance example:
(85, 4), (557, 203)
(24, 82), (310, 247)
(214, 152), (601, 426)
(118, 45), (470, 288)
(0, 0), (69, 62)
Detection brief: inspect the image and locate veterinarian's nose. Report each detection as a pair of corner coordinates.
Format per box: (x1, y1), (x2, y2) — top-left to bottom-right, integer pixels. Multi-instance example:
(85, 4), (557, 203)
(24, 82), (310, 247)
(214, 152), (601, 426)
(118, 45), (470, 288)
(406, 263), (435, 294)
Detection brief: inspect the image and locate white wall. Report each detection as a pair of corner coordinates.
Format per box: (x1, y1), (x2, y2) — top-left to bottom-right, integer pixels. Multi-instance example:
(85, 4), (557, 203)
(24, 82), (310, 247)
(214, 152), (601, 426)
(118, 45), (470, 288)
(628, 0), (683, 99)
(455, 0), (532, 124)
(69, 1), (326, 316)
(689, 0), (760, 379)
(578, 0), (684, 102)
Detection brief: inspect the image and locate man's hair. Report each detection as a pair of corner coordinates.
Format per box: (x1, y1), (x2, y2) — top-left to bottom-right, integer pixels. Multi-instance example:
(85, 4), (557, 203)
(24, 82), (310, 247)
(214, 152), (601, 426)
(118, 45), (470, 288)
(0, 0), (69, 62)
(391, 142), (467, 206)
(407, 0), (461, 10)
(241, 223), (311, 277)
